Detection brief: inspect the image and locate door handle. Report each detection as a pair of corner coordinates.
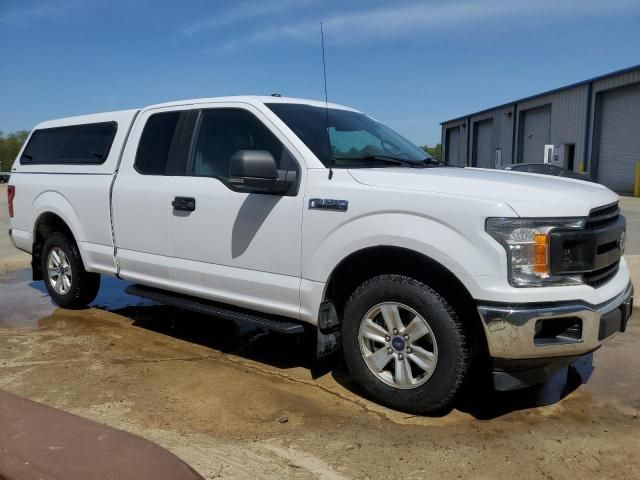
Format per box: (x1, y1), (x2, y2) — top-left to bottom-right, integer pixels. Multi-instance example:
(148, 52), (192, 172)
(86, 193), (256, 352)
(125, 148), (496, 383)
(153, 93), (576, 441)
(172, 196), (196, 212)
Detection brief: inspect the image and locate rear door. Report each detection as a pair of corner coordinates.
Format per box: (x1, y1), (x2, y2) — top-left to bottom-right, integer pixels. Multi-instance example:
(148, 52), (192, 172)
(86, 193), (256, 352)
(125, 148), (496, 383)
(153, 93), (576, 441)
(112, 106), (196, 286)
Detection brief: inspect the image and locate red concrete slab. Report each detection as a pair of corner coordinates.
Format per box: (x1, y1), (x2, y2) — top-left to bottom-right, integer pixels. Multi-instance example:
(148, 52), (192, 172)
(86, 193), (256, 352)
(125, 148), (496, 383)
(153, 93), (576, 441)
(0, 390), (204, 480)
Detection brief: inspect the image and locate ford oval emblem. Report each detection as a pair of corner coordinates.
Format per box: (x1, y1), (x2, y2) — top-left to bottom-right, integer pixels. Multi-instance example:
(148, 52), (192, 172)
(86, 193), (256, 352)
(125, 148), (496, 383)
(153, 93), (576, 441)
(391, 336), (406, 351)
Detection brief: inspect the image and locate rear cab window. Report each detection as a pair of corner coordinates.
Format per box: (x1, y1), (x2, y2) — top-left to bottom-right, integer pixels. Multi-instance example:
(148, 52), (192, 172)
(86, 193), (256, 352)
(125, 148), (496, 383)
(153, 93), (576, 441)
(20, 122), (117, 165)
(135, 112), (181, 175)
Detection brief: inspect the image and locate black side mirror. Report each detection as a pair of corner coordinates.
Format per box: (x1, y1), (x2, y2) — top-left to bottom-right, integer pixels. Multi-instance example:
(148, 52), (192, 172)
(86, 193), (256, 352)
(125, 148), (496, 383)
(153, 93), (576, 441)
(229, 150), (296, 194)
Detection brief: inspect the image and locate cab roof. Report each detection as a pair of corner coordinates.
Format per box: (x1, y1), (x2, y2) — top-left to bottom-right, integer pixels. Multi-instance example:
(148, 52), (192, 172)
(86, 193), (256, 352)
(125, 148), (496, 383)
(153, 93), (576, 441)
(143, 95), (361, 112)
(33, 96), (361, 130)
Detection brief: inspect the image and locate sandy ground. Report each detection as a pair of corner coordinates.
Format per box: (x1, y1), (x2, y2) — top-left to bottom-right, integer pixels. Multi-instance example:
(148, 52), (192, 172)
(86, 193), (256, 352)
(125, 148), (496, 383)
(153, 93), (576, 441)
(1, 183), (639, 479)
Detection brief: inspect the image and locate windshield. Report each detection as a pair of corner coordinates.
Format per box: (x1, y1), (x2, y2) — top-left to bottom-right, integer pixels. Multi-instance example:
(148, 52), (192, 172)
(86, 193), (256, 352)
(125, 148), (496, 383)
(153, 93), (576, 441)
(266, 103), (432, 168)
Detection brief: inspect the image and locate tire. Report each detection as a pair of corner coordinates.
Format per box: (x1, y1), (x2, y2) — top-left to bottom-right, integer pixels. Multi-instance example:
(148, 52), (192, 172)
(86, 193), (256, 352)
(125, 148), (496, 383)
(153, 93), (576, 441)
(41, 232), (100, 309)
(341, 274), (471, 414)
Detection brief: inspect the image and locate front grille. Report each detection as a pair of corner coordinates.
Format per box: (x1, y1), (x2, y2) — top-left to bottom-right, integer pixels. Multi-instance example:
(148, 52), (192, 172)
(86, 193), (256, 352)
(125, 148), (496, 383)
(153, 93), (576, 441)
(584, 202), (623, 287)
(551, 202), (622, 288)
(586, 202), (620, 230)
(584, 262), (620, 288)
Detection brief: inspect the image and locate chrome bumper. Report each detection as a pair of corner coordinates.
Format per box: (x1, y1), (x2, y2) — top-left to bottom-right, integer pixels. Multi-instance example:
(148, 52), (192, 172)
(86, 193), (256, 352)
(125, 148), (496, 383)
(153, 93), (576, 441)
(477, 283), (634, 359)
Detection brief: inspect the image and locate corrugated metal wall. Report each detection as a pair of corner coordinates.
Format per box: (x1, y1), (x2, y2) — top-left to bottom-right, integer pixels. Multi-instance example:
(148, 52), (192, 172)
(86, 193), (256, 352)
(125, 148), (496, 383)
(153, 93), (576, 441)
(441, 66), (640, 191)
(514, 84), (589, 167)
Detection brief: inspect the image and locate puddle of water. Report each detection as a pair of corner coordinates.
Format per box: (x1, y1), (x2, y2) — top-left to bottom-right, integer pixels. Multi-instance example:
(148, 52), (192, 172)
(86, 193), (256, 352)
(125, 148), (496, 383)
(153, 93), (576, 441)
(0, 269), (152, 328)
(90, 276), (153, 311)
(0, 269), (56, 328)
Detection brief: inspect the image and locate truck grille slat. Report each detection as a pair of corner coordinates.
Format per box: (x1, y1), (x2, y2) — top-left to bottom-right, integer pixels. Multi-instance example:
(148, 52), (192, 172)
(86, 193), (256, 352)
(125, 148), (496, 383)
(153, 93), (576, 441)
(586, 202), (620, 230)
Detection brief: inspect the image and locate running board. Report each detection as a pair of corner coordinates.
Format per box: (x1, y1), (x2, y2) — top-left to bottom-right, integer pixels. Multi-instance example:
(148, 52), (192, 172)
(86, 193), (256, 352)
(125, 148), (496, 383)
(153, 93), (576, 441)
(125, 285), (306, 334)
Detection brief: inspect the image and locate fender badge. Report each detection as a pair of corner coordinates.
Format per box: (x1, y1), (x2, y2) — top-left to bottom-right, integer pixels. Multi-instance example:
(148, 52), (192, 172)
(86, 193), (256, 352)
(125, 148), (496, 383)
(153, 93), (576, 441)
(309, 198), (348, 212)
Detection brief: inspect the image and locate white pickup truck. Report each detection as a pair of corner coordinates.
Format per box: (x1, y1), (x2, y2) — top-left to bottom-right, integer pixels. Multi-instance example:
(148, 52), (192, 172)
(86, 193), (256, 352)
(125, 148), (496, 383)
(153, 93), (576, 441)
(8, 96), (633, 413)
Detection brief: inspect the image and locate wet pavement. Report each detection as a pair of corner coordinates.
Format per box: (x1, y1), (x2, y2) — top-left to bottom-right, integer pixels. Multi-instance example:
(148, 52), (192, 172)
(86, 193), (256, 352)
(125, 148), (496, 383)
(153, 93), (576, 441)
(1, 265), (639, 479)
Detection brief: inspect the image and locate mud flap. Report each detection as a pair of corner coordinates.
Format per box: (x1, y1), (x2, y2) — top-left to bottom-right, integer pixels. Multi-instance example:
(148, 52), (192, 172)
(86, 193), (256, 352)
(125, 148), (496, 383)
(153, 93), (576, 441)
(317, 301), (341, 358)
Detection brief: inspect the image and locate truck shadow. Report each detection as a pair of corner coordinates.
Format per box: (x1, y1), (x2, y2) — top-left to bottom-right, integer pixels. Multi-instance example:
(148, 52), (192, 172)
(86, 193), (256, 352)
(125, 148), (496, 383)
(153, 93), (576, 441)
(107, 301), (594, 420)
(21, 273), (596, 420)
(111, 303), (329, 373)
(456, 354), (594, 419)
(329, 354), (593, 419)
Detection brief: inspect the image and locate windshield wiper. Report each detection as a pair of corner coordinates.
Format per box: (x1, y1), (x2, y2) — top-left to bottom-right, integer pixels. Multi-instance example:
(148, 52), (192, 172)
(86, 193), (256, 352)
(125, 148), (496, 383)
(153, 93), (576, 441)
(332, 155), (427, 168)
(421, 157), (451, 167)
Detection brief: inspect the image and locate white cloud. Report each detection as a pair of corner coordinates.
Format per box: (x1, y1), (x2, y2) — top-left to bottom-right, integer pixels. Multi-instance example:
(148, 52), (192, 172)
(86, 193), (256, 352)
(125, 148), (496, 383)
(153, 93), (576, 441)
(216, 0), (640, 50)
(181, 0), (321, 36)
(0, 0), (81, 26)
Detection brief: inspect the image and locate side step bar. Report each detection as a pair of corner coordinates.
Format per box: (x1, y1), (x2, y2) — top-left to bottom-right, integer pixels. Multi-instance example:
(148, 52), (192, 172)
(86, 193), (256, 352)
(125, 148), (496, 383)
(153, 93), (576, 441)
(125, 284), (306, 334)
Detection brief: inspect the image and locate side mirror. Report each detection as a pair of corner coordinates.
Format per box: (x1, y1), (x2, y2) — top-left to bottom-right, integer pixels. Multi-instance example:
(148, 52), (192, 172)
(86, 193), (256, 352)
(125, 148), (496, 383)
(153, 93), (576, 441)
(229, 150), (296, 194)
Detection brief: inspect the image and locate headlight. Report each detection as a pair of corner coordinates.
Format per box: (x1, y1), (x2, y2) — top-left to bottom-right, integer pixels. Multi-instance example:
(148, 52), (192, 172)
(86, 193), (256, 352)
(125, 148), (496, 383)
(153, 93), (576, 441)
(486, 218), (585, 287)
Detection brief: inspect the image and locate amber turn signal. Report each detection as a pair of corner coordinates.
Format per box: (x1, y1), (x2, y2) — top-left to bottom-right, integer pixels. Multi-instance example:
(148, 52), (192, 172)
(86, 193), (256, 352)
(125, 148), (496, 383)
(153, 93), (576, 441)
(533, 232), (549, 274)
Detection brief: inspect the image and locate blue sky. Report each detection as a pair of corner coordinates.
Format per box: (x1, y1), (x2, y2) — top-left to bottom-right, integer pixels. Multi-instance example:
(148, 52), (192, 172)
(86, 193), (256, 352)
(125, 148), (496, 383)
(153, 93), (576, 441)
(1, 0), (639, 145)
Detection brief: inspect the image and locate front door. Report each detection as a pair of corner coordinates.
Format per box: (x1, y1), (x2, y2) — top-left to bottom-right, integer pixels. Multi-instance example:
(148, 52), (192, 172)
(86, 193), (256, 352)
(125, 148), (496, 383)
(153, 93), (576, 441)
(168, 104), (305, 319)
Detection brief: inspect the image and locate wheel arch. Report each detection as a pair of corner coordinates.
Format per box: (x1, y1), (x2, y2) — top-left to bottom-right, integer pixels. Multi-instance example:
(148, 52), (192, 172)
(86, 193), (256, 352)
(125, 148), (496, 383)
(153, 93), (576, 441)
(322, 245), (488, 353)
(31, 211), (79, 281)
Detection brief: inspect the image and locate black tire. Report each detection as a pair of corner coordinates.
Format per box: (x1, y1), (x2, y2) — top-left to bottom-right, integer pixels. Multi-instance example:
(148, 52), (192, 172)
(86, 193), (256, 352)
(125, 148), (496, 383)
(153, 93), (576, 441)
(41, 232), (100, 309)
(341, 274), (471, 414)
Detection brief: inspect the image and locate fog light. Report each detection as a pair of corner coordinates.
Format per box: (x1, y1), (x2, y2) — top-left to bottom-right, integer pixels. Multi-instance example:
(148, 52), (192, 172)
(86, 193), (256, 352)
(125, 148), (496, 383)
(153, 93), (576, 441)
(534, 317), (582, 346)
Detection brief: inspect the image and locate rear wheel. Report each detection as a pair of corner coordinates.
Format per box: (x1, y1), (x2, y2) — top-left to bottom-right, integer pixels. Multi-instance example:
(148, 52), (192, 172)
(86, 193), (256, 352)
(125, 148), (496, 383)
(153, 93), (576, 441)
(41, 232), (100, 309)
(342, 274), (471, 413)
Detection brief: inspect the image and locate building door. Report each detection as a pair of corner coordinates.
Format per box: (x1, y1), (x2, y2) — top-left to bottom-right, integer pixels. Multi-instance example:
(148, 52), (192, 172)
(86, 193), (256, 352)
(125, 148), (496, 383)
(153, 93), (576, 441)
(446, 126), (461, 166)
(596, 82), (640, 193)
(518, 105), (551, 163)
(473, 119), (493, 168)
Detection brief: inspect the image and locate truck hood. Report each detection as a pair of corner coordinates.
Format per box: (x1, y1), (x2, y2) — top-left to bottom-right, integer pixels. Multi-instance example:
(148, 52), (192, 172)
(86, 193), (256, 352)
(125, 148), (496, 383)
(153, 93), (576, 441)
(348, 167), (618, 217)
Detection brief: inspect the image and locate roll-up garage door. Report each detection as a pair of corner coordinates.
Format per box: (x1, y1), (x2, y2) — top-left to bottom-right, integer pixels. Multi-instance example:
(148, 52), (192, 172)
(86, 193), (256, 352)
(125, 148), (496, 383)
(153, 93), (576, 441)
(596, 82), (640, 193)
(473, 119), (493, 168)
(519, 105), (551, 164)
(446, 126), (461, 166)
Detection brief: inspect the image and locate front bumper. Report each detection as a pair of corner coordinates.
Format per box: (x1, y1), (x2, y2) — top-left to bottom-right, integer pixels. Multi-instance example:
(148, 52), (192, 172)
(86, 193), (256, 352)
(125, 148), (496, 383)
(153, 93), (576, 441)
(477, 282), (634, 360)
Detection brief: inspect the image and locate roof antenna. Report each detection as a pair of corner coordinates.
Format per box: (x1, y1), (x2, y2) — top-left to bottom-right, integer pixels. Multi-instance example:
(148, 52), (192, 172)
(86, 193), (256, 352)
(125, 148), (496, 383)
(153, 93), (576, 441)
(321, 21), (333, 180)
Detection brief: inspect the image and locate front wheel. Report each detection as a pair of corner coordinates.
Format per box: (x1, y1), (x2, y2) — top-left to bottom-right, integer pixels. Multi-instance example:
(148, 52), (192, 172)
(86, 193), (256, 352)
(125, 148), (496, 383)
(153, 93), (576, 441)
(41, 232), (101, 309)
(342, 275), (471, 414)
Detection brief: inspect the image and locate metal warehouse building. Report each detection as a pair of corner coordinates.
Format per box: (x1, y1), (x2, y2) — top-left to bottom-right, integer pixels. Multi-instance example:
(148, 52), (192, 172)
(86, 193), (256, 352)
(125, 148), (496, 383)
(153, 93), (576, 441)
(441, 64), (640, 193)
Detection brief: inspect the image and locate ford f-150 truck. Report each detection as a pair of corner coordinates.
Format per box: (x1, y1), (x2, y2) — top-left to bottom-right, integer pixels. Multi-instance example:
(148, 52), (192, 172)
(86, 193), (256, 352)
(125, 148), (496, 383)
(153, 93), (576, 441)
(7, 96), (633, 413)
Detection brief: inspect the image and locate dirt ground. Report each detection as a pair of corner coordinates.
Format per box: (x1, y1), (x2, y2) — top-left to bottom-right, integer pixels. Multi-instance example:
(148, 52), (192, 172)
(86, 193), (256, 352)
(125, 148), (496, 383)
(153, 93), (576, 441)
(1, 183), (639, 480)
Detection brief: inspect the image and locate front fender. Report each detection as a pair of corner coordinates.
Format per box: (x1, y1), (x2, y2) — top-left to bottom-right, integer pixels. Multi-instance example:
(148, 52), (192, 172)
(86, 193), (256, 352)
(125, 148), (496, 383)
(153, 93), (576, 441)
(303, 210), (507, 285)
